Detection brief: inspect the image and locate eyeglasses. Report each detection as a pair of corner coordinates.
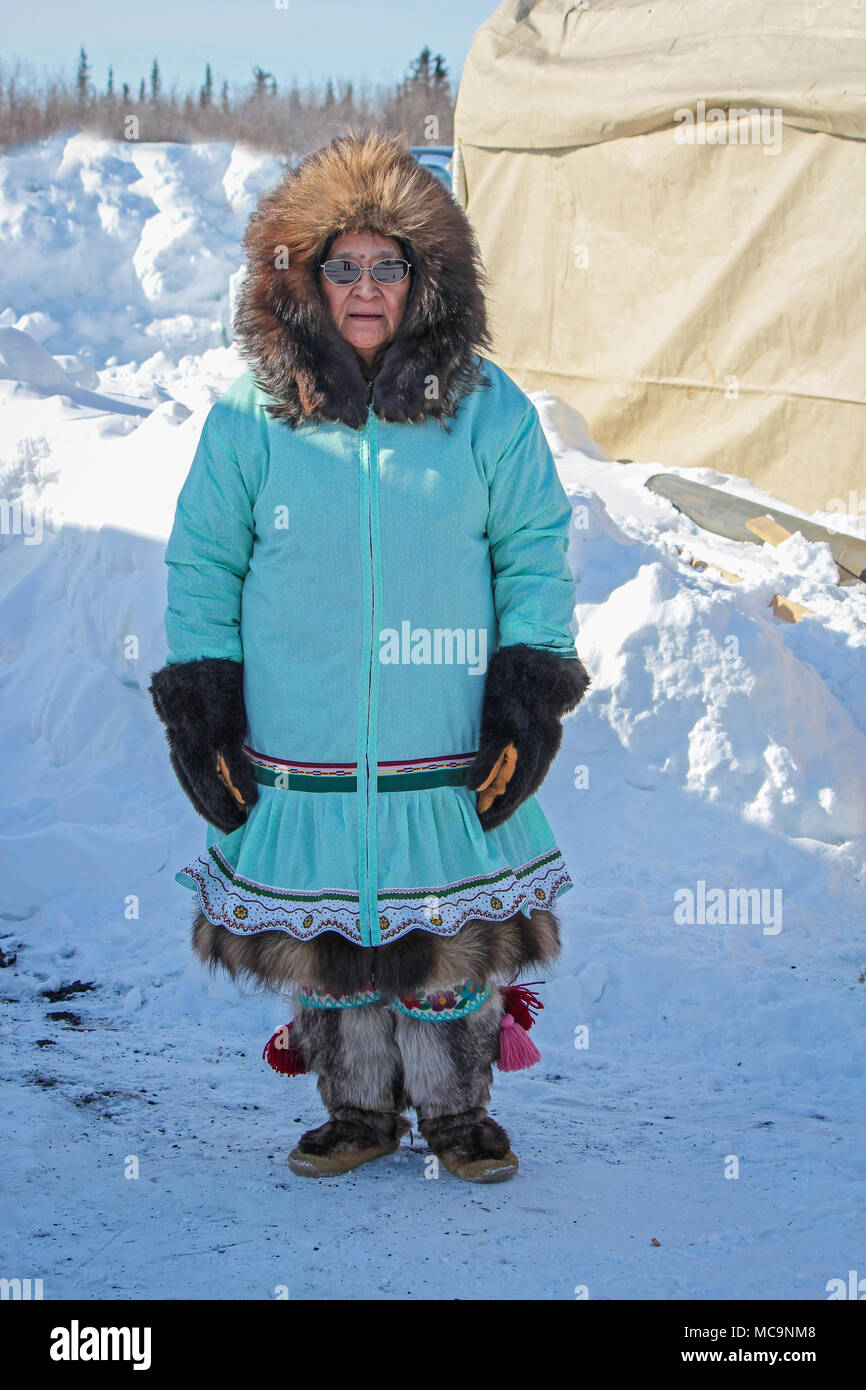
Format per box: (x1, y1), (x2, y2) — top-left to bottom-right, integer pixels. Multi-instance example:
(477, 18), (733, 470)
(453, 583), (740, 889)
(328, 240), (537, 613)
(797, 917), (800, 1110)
(319, 257), (411, 286)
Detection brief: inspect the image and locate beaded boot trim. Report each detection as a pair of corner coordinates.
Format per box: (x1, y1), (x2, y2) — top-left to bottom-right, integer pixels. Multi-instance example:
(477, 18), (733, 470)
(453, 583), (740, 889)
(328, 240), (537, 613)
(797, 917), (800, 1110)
(295, 981), (492, 1020)
(296, 986), (382, 1010)
(393, 981), (492, 1022)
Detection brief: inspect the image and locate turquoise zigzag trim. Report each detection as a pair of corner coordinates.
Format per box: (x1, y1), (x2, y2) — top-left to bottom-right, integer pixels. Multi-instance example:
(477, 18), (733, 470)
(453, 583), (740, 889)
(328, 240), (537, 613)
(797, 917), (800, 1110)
(296, 986), (381, 1010)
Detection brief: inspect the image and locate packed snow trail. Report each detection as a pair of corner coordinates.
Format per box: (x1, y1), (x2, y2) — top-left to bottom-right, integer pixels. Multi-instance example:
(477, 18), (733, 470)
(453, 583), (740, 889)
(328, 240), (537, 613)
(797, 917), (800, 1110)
(1, 133), (864, 1299)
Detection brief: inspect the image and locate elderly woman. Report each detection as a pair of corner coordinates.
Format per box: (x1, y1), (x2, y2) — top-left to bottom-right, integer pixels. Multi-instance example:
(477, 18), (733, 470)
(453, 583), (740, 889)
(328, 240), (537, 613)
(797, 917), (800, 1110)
(150, 130), (589, 1183)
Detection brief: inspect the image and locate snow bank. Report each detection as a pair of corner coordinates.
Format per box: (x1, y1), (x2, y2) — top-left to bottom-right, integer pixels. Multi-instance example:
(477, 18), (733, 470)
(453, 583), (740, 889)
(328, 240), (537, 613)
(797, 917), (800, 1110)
(0, 131), (289, 369)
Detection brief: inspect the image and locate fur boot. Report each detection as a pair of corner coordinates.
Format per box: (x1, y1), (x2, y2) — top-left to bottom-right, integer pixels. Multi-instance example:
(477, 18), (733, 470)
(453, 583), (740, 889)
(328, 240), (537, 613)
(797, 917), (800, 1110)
(287, 1001), (410, 1176)
(395, 985), (519, 1182)
(285, 980), (518, 1182)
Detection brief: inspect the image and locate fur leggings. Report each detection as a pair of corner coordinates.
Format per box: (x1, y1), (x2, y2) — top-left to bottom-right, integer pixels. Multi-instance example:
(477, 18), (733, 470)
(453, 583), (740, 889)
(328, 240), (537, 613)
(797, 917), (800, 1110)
(192, 905), (561, 1145)
(290, 987), (504, 1147)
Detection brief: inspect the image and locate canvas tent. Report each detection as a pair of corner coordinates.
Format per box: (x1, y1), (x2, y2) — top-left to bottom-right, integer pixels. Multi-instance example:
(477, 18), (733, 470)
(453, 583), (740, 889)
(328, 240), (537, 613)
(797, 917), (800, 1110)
(453, 0), (866, 514)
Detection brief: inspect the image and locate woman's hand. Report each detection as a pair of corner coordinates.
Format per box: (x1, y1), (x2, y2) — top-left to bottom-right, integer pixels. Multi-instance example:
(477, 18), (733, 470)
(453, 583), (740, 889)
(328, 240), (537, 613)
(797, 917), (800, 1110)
(475, 742), (519, 813)
(149, 657), (258, 833)
(467, 644), (590, 831)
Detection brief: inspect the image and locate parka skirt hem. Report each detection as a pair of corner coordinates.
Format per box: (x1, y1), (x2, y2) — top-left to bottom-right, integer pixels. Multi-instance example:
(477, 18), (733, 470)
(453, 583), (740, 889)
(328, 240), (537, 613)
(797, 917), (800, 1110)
(175, 783), (574, 947)
(178, 845), (573, 946)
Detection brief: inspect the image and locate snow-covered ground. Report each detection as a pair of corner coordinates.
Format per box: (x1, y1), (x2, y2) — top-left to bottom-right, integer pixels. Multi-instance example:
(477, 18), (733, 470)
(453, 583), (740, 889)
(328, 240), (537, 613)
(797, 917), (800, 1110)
(1, 131), (864, 1301)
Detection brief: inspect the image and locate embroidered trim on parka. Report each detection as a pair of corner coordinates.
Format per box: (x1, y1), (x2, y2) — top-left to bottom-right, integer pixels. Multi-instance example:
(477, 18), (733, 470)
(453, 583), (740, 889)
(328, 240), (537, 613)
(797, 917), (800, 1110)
(180, 844), (573, 947)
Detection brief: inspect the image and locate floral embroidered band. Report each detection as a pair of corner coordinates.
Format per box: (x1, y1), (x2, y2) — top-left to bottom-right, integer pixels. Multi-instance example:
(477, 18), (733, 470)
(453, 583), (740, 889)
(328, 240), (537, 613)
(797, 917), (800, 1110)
(295, 980), (493, 1021)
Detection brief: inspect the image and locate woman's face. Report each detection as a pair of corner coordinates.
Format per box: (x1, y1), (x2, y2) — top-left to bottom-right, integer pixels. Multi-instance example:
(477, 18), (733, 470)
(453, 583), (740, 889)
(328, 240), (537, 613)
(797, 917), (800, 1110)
(319, 229), (411, 367)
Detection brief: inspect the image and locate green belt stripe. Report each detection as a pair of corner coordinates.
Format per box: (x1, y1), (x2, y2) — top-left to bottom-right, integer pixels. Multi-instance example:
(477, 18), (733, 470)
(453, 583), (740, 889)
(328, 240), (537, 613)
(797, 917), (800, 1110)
(250, 763), (472, 792)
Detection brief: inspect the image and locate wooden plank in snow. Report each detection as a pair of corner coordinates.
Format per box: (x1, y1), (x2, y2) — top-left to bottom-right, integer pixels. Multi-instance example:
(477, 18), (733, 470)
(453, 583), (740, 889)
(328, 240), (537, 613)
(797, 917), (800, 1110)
(646, 474), (866, 583)
(745, 514), (795, 547)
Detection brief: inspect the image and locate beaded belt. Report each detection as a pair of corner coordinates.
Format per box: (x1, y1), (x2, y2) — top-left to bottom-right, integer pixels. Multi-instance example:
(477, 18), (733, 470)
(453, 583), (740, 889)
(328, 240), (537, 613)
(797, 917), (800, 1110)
(296, 981), (492, 1022)
(243, 746), (477, 792)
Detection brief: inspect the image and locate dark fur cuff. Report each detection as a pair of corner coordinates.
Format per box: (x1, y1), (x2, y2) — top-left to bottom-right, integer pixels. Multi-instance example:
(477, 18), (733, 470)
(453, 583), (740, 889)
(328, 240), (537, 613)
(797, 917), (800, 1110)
(486, 644), (590, 721)
(149, 657), (245, 742)
(149, 657), (257, 832)
(468, 644), (590, 831)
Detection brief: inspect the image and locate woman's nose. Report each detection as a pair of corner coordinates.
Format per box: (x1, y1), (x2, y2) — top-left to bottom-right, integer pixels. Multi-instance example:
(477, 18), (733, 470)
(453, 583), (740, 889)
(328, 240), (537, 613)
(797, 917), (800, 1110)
(351, 272), (381, 299)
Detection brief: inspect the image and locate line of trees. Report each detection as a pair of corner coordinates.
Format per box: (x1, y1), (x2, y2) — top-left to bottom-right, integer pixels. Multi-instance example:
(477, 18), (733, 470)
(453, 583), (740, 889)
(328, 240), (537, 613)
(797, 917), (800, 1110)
(0, 46), (454, 152)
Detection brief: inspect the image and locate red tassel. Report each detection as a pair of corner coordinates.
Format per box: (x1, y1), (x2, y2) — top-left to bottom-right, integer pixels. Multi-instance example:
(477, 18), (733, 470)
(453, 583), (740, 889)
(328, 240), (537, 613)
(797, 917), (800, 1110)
(501, 981), (544, 1031)
(497, 1012), (541, 1072)
(263, 1021), (307, 1076)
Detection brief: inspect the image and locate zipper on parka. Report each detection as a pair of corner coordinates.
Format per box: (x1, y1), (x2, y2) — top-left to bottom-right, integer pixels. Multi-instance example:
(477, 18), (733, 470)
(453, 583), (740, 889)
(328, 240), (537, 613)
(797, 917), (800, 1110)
(358, 403), (381, 950)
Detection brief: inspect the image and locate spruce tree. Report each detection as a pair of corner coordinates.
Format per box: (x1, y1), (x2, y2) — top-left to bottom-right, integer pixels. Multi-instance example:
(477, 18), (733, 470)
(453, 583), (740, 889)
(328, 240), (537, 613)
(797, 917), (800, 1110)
(200, 63), (213, 109)
(76, 46), (90, 106)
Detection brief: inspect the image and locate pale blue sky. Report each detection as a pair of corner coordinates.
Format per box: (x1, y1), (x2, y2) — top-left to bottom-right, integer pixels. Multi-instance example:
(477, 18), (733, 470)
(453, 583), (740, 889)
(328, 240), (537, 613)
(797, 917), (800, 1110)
(1, 0), (500, 96)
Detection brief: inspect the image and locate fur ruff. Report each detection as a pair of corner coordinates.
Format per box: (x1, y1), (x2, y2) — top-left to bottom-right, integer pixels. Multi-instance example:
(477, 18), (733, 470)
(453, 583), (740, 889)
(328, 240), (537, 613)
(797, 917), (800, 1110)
(233, 127), (493, 429)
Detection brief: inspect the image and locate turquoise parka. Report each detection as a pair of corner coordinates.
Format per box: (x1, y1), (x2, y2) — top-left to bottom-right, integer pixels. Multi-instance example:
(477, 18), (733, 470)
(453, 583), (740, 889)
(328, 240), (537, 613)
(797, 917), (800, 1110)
(165, 357), (579, 947)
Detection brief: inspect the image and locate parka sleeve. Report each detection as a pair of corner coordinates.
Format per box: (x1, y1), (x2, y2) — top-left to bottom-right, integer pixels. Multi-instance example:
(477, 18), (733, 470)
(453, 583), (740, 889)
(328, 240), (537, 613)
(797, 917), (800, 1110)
(163, 407), (255, 666)
(486, 403), (579, 659)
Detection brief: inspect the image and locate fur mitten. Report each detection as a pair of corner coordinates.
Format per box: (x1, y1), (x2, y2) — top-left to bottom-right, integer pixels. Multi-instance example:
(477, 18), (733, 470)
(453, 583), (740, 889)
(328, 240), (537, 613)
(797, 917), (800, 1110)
(149, 657), (258, 833)
(467, 644), (590, 831)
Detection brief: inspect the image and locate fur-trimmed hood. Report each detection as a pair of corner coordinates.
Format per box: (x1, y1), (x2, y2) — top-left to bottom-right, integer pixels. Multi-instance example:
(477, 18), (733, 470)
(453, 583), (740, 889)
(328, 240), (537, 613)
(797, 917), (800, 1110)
(232, 129), (493, 430)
